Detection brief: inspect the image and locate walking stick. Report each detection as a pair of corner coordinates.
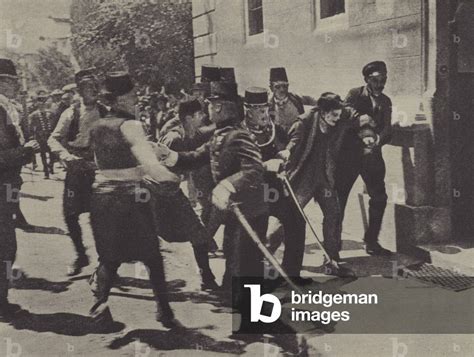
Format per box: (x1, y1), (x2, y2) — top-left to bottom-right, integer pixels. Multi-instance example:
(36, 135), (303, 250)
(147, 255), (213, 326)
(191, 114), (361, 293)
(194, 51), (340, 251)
(231, 205), (303, 294)
(280, 175), (340, 268)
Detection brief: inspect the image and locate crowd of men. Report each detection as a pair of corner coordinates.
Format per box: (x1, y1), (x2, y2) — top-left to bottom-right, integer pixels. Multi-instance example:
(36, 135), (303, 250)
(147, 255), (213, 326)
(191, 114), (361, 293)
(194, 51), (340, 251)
(0, 57), (393, 329)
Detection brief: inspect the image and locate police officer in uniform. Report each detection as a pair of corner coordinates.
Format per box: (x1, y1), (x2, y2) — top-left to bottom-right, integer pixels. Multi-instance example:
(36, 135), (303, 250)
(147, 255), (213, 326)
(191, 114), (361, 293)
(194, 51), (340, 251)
(335, 61), (392, 256)
(49, 68), (109, 275)
(241, 87), (310, 284)
(156, 81), (268, 290)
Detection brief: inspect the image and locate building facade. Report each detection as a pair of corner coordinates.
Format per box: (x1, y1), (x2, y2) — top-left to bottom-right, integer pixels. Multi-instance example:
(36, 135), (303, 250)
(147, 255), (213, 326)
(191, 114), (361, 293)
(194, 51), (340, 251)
(192, 0), (474, 251)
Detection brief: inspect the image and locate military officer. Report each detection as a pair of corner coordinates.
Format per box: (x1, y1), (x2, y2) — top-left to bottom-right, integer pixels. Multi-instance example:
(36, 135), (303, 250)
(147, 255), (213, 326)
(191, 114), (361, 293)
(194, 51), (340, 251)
(241, 87), (310, 284)
(156, 81), (268, 289)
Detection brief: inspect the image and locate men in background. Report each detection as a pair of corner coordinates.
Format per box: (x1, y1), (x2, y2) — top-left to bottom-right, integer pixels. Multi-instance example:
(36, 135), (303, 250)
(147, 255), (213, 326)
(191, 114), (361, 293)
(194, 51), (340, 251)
(29, 92), (55, 178)
(61, 83), (80, 104)
(242, 87), (310, 284)
(49, 89), (64, 114)
(52, 92), (73, 131)
(153, 92), (170, 135)
(88, 72), (180, 327)
(49, 68), (109, 276)
(269, 67), (304, 133)
(336, 61), (392, 256)
(0, 58), (40, 321)
(287, 93), (357, 276)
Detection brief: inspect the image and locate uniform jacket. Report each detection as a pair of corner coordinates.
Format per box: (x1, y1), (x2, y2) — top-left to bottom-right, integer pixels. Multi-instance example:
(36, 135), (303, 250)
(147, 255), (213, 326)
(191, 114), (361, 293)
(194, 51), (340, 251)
(28, 109), (54, 146)
(343, 86), (392, 150)
(174, 124), (267, 218)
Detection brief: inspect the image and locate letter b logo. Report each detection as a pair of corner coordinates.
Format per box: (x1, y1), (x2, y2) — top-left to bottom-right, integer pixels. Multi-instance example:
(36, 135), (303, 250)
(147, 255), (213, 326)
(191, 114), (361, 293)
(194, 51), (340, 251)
(244, 284), (281, 323)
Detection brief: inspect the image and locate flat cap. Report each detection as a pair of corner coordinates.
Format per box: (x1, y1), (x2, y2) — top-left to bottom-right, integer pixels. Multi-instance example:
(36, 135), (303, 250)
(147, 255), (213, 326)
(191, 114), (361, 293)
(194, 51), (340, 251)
(62, 83), (77, 92)
(362, 61), (387, 77)
(74, 67), (97, 85)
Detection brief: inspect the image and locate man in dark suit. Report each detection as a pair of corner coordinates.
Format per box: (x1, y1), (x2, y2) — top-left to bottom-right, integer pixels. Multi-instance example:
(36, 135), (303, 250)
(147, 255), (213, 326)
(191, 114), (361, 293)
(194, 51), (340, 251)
(287, 93), (358, 276)
(0, 58), (40, 321)
(335, 61), (392, 256)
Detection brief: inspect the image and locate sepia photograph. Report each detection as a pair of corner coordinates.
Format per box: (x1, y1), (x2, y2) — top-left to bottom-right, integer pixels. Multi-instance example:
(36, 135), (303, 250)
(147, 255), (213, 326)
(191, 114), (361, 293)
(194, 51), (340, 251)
(0, 0), (473, 355)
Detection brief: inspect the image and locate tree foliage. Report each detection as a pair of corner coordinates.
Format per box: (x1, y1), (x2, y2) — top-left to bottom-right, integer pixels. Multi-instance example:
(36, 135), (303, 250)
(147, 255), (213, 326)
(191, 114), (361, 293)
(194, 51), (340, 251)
(35, 46), (75, 90)
(70, 0), (194, 91)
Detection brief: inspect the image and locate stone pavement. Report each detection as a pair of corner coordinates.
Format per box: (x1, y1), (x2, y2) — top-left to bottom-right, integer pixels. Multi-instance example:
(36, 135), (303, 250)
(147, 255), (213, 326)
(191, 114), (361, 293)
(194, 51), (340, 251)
(0, 166), (472, 356)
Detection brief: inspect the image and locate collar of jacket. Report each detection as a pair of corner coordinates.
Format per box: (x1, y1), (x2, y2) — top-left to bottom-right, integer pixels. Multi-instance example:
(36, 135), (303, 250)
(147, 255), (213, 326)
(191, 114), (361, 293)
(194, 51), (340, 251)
(271, 92), (304, 115)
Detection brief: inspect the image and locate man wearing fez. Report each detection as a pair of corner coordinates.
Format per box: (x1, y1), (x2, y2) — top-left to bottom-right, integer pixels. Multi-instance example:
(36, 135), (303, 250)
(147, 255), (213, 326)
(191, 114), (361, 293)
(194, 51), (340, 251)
(335, 61), (392, 256)
(269, 67), (305, 133)
(287, 93), (361, 276)
(0, 58), (40, 321)
(242, 87), (310, 284)
(88, 72), (180, 327)
(49, 68), (109, 276)
(29, 92), (56, 178)
(155, 81), (268, 290)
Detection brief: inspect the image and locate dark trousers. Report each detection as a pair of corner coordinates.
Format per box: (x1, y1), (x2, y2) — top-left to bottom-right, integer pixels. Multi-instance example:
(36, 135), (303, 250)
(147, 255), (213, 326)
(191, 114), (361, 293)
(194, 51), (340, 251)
(63, 167), (95, 258)
(336, 150), (388, 244)
(222, 214), (268, 288)
(39, 147), (54, 177)
(93, 258), (173, 318)
(269, 185), (306, 277)
(0, 187), (17, 305)
(312, 184), (342, 260)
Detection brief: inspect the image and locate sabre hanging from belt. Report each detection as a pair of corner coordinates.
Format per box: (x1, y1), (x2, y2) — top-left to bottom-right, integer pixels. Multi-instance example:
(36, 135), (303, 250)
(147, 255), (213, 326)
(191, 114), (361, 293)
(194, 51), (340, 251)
(280, 173), (340, 268)
(231, 204), (304, 294)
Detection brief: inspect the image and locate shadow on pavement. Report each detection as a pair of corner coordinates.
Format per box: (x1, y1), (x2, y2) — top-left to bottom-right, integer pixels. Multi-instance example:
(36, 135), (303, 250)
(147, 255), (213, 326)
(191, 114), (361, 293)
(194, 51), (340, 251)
(19, 192), (54, 201)
(20, 225), (67, 235)
(109, 279), (187, 301)
(10, 310), (125, 336)
(341, 239), (365, 250)
(109, 327), (245, 354)
(11, 270), (72, 293)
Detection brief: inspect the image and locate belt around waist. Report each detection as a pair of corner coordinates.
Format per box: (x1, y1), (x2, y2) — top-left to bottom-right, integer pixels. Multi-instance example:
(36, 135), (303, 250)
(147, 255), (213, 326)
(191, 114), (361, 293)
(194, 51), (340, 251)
(97, 166), (145, 181)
